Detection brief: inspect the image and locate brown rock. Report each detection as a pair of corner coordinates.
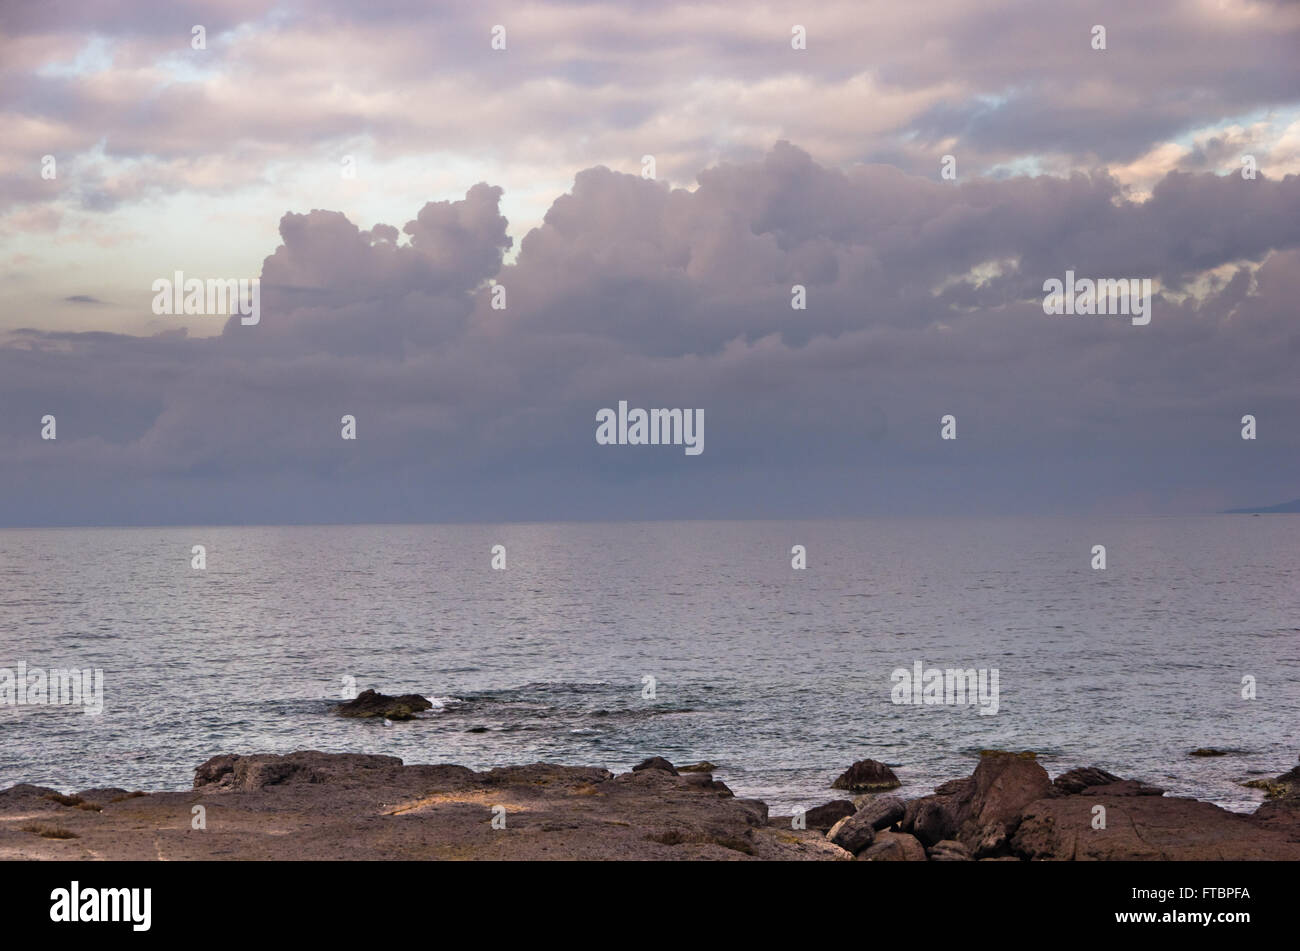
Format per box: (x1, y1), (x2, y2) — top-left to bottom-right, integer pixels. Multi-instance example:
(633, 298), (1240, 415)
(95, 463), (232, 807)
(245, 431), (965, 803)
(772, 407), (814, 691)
(928, 839), (973, 861)
(899, 778), (973, 846)
(193, 751), (408, 791)
(802, 800), (856, 830)
(827, 811), (877, 854)
(1013, 794), (1300, 860)
(856, 795), (906, 831)
(902, 796), (961, 846)
(831, 758), (900, 792)
(859, 830), (927, 861)
(957, 750), (1052, 856)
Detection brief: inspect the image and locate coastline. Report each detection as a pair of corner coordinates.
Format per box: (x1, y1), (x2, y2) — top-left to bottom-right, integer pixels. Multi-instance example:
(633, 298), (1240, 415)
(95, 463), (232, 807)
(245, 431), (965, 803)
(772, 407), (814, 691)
(3, 749), (1296, 861)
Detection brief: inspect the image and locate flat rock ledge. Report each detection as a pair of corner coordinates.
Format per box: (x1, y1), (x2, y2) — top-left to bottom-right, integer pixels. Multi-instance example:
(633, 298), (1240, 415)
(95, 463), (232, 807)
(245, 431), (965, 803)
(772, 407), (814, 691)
(3, 751), (1297, 861)
(0, 752), (840, 861)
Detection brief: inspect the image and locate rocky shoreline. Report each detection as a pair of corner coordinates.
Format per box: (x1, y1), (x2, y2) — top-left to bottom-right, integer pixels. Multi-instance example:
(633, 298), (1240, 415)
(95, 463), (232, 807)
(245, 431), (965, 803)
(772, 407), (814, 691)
(2, 748), (1297, 860)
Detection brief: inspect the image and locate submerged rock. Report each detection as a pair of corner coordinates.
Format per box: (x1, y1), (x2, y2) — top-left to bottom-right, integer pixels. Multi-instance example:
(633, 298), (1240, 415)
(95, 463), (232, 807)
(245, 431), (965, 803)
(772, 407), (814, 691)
(335, 689), (433, 720)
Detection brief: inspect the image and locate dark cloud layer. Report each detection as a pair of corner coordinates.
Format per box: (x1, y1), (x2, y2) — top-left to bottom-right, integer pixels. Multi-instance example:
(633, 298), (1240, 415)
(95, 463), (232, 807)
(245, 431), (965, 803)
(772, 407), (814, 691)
(1, 144), (1296, 525)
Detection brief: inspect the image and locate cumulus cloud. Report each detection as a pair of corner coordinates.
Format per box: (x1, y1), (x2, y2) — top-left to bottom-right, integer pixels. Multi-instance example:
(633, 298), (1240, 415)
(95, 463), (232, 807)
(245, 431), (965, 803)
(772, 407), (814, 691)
(1, 144), (1297, 524)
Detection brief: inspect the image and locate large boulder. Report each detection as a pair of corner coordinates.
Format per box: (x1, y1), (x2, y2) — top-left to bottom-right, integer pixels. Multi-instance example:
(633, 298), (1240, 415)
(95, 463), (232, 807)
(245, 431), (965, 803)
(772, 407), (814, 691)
(899, 777), (970, 846)
(831, 758), (901, 792)
(859, 830), (926, 861)
(802, 800), (856, 830)
(856, 795), (906, 831)
(827, 812), (877, 854)
(957, 751), (1052, 856)
(905, 797), (961, 846)
(335, 689), (433, 720)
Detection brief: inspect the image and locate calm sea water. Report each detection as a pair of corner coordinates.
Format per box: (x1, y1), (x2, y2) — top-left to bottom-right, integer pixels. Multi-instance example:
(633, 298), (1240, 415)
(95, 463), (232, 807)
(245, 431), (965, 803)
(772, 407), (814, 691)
(0, 518), (1296, 813)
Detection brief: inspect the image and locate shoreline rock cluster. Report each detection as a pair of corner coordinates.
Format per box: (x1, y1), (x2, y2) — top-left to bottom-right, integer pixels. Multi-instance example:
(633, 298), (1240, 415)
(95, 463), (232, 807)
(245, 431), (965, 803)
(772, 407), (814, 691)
(1, 747), (1296, 861)
(801, 752), (1300, 861)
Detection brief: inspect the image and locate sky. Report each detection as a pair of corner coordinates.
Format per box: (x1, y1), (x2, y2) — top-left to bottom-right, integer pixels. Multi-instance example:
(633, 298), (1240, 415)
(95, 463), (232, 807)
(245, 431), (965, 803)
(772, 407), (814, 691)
(0, 0), (1297, 526)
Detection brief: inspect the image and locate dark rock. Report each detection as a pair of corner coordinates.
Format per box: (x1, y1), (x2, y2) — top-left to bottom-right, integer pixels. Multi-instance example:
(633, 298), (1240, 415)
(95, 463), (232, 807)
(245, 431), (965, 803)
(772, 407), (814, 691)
(632, 756), (679, 776)
(678, 761), (718, 773)
(827, 811), (876, 854)
(928, 839), (973, 861)
(1079, 779), (1165, 797)
(1052, 766), (1124, 795)
(859, 830), (926, 861)
(1053, 766), (1163, 798)
(902, 796), (960, 846)
(335, 689), (433, 720)
(831, 758), (900, 792)
(1189, 748), (1229, 757)
(802, 800), (856, 830)
(856, 795), (906, 831)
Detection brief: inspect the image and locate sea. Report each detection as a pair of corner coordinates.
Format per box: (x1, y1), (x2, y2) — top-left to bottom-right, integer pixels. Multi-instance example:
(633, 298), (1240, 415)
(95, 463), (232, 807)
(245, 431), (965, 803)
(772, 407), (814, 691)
(1, 517), (1296, 814)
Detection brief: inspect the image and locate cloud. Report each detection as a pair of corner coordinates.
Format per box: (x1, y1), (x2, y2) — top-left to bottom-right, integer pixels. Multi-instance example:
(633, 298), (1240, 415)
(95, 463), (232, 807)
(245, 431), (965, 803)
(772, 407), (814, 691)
(1, 143), (1297, 524)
